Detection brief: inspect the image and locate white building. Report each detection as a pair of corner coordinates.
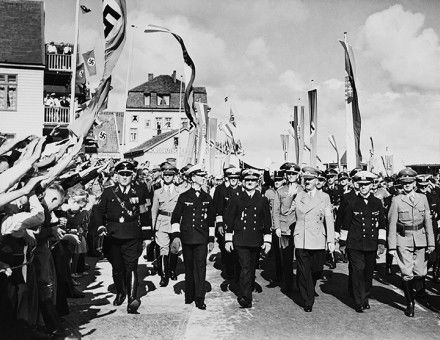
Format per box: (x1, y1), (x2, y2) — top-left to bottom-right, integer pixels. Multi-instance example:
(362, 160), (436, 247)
(0, 0), (45, 137)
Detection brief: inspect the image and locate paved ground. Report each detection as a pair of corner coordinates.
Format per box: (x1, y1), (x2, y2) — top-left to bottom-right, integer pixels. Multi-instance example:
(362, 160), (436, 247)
(65, 249), (440, 339)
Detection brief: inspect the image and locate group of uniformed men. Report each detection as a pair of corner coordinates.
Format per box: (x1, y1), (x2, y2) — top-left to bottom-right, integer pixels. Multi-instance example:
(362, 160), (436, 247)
(96, 159), (439, 317)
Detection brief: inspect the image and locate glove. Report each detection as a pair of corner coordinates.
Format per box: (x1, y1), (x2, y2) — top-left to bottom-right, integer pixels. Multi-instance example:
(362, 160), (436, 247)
(0, 261), (12, 277)
(208, 242), (214, 253)
(377, 244), (386, 255)
(426, 247), (435, 255)
(225, 242), (234, 253)
(275, 228), (281, 238)
(171, 237), (181, 253)
(339, 245), (346, 255)
(388, 249), (396, 257)
(261, 242), (271, 254)
(97, 225), (108, 236)
(217, 225), (224, 237)
(334, 232), (340, 241)
(328, 242), (335, 253)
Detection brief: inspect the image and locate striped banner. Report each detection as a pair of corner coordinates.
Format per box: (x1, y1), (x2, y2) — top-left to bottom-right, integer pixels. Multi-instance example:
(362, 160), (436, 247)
(308, 89), (317, 167)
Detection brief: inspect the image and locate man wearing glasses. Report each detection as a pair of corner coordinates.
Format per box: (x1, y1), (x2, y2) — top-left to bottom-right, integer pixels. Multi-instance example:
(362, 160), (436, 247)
(96, 161), (147, 314)
(339, 171), (386, 313)
(224, 169), (272, 308)
(170, 165), (215, 310)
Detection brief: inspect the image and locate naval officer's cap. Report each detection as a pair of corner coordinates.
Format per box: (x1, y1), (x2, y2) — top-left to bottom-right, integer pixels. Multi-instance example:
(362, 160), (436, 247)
(352, 171), (376, 184)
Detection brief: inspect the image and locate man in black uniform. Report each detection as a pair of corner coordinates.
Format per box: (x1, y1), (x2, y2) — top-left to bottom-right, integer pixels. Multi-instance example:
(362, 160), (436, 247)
(170, 165), (215, 310)
(96, 161), (148, 313)
(339, 171), (386, 312)
(213, 167), (242, 291)
(224, 169), (272, 308)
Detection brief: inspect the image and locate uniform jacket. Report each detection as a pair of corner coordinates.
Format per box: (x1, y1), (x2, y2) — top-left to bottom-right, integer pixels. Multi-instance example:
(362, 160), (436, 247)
(340, 194), (386, 251)
(335, 189), (357, 233)
(293, 189), (335, 250)
(151, 184), (180, 233)
(212, 183), (241, 226)
(171, 188), (215, 245)
(273, 183), (303, 235)
(95, 185), (147, 239)
(323, 184), (342, 209)
(388, 192), (435, 250)
(224, 190), (272, 247)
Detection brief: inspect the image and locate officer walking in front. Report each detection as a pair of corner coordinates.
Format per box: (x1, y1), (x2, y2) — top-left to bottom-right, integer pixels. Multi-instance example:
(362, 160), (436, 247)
(224, 169), (272, 308)
(170, 165), (215, 310)
(339, 171), (386, 312)
(388, 168), (435, 317)
(293, 167), (335, 312)
(96, 161), (148, 314)
(151, 162), (181, 287)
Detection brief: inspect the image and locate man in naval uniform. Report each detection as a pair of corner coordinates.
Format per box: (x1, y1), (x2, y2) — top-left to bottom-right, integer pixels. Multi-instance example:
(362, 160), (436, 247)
(96, 161), (147, 314)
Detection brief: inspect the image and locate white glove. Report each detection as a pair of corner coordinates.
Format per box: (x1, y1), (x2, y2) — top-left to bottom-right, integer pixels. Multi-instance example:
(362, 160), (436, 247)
(225, 242), (234, 253)
(261, 242), (271, 254)
(275, 229), (281, 238)
(97, 225), (108, 236)
(328, 242), (335, 253)
(388, 250), (396, 257)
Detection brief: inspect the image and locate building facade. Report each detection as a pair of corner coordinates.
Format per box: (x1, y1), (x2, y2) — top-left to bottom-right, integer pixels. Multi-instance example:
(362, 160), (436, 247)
(0, 0), (45, 137)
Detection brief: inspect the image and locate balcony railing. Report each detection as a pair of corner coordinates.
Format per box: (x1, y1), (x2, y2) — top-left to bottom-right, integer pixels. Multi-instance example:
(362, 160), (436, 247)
(46, 53), (72, 72)
(44, 106), (70, 125)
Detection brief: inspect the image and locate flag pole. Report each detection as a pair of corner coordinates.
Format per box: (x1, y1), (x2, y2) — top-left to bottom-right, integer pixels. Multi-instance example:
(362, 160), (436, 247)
(122, 25), (135, 148)
(69, 0), (80, 124)
(177, 74), (183, 167)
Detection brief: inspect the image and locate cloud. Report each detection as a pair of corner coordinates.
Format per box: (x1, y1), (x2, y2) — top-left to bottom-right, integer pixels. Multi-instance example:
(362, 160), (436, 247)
(279, 70), (306, 93)
(359, 4), (440, 91)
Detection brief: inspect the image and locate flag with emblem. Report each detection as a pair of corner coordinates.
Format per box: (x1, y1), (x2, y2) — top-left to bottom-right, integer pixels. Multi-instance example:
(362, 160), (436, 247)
(102, 0), (127, 79)
(340, 35), (362, 168)
(82, 49), (97, 76)
(308, 89), (317, 166)
(76, 63), (86, 85)
(144, 25), (197, 128)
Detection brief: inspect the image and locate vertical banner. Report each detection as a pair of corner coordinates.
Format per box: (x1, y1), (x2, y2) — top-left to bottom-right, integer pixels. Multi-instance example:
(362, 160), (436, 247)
(292, 107), (299, 164)
(184, 129), (196, 165)
(82, 49), (97, 76)
(308, 89), (318, 167)
(280, 134), (289, 162)
(208, 117), (218, 175)
(93, 111), (120, 157)
(299, 106), (305, 165)
(340, 35), (362, 169)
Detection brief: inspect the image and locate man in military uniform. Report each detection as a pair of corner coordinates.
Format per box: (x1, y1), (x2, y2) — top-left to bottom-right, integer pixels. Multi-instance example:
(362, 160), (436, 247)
(170, 165), (215, 310)
(96, 161), (148, 313)
(213, 166), (242, 291)
(272, 163), (302, 292)
(388, 168), (435, 317)
(175, 164), (193, 192)
(339, 171), (386, 312)
(224, 169), (272, 308)
(151, 163), (181, 287)
(293, 167), (335, 312)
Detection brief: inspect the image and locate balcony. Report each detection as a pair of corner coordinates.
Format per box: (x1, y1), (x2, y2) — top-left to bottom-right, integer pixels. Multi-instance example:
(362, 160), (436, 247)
(46, 53), (72, 72)
(44, 106), (70, 125)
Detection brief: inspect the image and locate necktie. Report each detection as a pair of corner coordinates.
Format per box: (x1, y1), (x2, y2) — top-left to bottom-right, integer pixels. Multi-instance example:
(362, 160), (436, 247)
(409, 195), (415, 203)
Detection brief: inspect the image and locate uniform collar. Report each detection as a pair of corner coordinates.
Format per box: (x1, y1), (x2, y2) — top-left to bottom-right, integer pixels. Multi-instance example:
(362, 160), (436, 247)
(119, 185), (131, 194)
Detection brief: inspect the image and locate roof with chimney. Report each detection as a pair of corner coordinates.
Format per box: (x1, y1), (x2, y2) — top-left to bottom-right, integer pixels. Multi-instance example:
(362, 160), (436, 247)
(129, 73), (206, 94)
(0, 0), (45, 66)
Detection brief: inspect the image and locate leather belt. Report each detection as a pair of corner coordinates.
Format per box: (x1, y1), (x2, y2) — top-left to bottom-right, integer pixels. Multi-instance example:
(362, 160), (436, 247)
(107, 218), (138, 223)
(397, 223), (424, 232)
(159, 210), (173, 217)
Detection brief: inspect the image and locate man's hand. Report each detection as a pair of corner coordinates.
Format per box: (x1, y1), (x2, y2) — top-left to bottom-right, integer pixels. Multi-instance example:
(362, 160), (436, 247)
(97, 225), (108, 236)
(217, 225), (224, 237)
(339, 245), (346, 255)
(55, 227), (65, 240)
(225, 242), (234, 253)
(328, 242), (335, 253)
(171, 237), (181, 253)
(377, 244), (386, 256)
(0, 261), (12, 277)
(388, 249), (396, 257)
(427, 247), (435, 255)
(23, 229), (37, 247)
(275, 228), (282, 238)
(261, 242), (271, 254)
(208, 242), (214, 253)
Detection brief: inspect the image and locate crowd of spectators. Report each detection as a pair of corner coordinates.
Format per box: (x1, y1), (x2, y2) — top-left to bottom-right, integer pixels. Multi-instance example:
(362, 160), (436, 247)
(46, 42), (73, 55)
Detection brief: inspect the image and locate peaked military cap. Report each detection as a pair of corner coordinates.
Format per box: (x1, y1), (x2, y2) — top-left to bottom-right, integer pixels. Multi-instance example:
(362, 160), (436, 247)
(301, 166), (319, 179)
(416, 174), (431, 186)
(161, 162), (177, 175)
(151, 164), (161, 172)
(180, 163), (193, 175)
(225, 167), (241, 178)
(338, 171), (349, 180)
(325, 168), (338, 177)
(242, 168), (260, 180)
(317, 170), (326, 181)
(186, 164), (207, 177)
(115, 160), (135, 173)
(273, 170), (285, 181)
(281, 162), (300, 173)
(353, 170), (376, 184)
(349, 168), (362, 178)
(398, 168), (417, 183)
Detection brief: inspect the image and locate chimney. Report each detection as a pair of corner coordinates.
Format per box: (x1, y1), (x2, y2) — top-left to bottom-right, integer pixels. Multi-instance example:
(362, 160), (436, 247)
(148, 73), (154, 81)
(172, 70), (176, 83)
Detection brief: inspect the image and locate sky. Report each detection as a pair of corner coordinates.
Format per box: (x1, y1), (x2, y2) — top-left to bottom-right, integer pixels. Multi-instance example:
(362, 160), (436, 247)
(43, 0), (440, 170)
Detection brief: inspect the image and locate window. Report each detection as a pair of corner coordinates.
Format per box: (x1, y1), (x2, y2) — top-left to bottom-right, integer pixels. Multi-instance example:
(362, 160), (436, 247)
(129, 128), (138, 142)
(145, 119), (150, 128)
(0, 74), (17, 111)
(157, 94), (170, 106)
(165, 117), (172, 129)
(131, 114), (138, 123)
(144, 94), (150, 106)
(181, 117), (188, 128)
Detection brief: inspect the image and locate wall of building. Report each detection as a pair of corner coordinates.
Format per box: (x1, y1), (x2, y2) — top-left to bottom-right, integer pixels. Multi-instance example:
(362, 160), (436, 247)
(0, 67), (44, 136)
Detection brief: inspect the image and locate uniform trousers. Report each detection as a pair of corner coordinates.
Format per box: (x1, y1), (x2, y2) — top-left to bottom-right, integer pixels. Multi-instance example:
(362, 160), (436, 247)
(156, 229), (173, 256)
(295, 248), (325, 307)
(347, 249), (376, 307)
(396, 246), (427, 280)
(105, 237), (142, 274)
(182, 243), (208, 300)
(271, 234), (294, 290)
(217, 233), (235, 281)
(236, 246), (259, 302)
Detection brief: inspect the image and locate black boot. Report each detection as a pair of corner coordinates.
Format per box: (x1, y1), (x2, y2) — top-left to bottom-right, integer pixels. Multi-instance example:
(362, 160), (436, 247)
(385, 252), (393, 276)
(159, 255), (169, 287)
(40, 299), (62, 333)
(126, 270), (140, 314)
(169, 253), (178, 281)
(402, 280), (415, 317)
(112, 272), (126, 306)
(195, 297), (206, 310)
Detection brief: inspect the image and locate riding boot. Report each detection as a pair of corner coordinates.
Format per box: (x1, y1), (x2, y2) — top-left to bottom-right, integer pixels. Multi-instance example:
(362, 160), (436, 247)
(159, 255), (169, 287)
(385, 252), (393, 276)
(112, 272), (126, 306)
(40, 299), (62, 333)
(126, 270), (140, 314)
(169, 253), (178, 281)
(402, 279), (415, 317)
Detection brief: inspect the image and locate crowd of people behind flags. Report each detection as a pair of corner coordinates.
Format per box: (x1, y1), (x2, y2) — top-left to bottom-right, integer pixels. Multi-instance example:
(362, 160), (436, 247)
(0, 132), (439, 339)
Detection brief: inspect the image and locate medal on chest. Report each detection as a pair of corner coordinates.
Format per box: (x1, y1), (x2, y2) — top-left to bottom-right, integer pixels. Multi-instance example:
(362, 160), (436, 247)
(119, 216), (125, 223)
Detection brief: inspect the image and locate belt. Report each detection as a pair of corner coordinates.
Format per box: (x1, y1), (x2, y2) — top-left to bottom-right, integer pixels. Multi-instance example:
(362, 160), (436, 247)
(158, 210), (172, 217)
(397, 223), (424, 232)
(107, 218), (138, 223)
